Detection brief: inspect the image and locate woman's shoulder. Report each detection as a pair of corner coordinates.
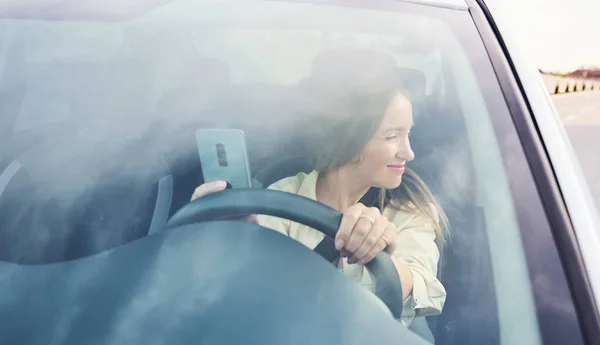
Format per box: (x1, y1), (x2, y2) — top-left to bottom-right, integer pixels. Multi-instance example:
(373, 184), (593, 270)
(267, 170), (316, 194)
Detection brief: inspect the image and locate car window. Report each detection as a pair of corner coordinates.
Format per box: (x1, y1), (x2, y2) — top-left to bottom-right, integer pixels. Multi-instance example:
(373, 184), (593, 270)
(0, 1), (546, 344)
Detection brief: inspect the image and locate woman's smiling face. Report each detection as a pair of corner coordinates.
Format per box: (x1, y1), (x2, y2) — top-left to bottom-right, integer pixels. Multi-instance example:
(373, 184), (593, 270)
(349, 92), (415, 189)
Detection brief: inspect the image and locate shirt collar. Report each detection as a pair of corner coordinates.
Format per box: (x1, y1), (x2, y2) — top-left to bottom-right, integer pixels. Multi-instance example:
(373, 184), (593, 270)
(296, 169), (319, 201)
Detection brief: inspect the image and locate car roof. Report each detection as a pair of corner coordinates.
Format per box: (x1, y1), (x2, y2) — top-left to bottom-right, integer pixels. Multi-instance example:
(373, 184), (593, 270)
(0, 0), (468, 21)
(399, 0), (468, 10)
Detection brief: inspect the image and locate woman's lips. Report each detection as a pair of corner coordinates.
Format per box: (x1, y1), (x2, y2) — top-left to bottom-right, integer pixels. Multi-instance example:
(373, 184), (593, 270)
(387, 165), (406, 174)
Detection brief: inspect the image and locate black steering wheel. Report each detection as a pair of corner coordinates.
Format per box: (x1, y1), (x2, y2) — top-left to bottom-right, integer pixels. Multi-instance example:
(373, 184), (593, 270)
(166, 188), (404, 319)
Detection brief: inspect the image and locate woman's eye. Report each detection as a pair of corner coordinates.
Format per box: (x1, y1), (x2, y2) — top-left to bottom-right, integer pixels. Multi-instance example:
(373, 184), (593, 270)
(384, 132), (409, 140)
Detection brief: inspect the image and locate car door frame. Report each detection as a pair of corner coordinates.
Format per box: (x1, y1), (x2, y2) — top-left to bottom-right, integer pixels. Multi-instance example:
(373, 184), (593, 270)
(467, 0), (600, 344)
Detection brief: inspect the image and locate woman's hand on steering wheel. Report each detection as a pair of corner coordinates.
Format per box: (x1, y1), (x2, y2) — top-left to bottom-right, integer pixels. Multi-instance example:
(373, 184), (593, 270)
(191, 183), (396, 265)
(171, 188), (405, 319)
(335, 204), (397, 266)
(191, 181), (259, 224)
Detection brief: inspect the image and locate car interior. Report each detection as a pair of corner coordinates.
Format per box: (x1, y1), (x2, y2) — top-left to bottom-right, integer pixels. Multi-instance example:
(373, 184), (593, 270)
(0, 3), (507, 344)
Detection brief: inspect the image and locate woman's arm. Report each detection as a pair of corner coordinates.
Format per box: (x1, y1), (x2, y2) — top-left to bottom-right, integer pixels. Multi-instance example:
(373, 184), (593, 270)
(391, 256), (415, 300)
(390, 210), (446, 316)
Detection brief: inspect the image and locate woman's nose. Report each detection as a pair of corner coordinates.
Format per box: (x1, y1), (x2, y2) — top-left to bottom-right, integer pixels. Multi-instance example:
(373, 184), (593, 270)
(397, 141), (415, 162)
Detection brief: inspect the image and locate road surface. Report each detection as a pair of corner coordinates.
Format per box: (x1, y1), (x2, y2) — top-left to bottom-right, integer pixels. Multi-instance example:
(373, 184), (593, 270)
(552, 92), (600, 209)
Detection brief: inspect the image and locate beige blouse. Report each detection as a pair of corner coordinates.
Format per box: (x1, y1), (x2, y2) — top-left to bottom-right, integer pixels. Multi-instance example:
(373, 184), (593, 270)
(257, 170), (446, 326)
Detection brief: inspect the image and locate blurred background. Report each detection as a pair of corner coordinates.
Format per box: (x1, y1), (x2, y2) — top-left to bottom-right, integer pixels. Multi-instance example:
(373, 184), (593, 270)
(503, 0), (600, 206)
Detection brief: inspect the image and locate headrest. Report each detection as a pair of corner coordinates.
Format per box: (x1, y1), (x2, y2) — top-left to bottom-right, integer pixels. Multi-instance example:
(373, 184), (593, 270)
(306, 48), (399, 92)
(397, 67), (426, 100)
(303, 49), (428, 106)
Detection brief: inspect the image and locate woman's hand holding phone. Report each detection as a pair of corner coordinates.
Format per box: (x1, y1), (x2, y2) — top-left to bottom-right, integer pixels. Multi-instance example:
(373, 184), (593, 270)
(190, 180), (259, 224)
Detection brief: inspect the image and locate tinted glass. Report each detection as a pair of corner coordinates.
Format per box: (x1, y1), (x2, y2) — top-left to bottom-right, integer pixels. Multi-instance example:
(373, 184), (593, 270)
(0, 1), (544, 344)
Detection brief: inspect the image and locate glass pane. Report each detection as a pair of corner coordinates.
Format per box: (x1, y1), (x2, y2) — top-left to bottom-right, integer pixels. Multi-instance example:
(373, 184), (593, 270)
(0, 1), (545, 344)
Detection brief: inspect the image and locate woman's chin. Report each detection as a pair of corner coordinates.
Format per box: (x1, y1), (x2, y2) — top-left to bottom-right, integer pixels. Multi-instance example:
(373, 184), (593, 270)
(377, 177), (403, 190)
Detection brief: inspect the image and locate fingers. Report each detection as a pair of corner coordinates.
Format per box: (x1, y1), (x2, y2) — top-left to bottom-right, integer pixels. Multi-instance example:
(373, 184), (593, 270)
(382, 225), (397, 254)
(191, 180), (227, 201)
(349, 216), (387, 265)
(344, 214), (377, 256)
(359, 223), (397, 264)
(337, 204), (398, 265)
(246, 214), (259, 224)
(191, 181), (257, 224)
(343, 207), (380, 261)
(335, 204), (366, 251)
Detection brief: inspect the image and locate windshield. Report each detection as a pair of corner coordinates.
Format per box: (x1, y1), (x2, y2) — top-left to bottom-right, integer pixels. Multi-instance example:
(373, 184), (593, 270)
(0, 1), (544, 344)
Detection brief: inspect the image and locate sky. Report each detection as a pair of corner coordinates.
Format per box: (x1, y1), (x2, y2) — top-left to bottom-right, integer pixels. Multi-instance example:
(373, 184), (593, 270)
(500, 0), (600, 72)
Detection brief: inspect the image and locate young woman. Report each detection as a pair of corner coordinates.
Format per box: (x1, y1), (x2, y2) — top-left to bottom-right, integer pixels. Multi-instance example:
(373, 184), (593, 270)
(191, 49), (448, 328)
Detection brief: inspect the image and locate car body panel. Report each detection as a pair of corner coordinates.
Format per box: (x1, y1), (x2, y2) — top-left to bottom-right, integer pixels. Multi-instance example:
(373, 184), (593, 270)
(481, 0), (600, 318)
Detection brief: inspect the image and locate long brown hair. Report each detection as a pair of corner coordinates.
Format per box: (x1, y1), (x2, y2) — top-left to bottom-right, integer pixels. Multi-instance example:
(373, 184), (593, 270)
(301, 50), (448, 238)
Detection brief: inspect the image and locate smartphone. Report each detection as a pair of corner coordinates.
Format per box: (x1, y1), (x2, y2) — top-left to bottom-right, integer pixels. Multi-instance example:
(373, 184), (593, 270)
(195, 128), (252, 189)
